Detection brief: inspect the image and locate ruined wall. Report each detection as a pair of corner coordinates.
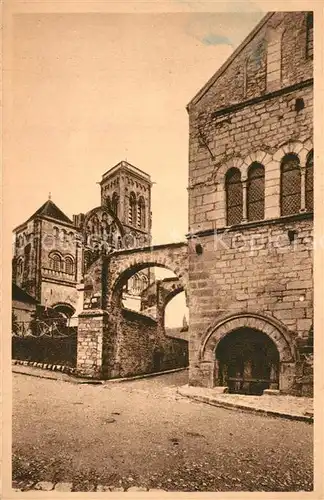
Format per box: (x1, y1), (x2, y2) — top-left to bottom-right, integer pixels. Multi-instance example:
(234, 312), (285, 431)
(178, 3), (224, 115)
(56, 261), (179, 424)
(108, 308), (188, 378)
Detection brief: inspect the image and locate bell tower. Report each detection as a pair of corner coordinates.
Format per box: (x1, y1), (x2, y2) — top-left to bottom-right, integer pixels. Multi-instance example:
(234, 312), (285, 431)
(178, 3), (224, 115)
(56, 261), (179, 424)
(100, 161), (152, 245)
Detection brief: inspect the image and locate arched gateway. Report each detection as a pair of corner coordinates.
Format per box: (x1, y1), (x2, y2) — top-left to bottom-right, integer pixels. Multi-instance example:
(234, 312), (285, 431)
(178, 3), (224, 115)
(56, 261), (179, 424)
(76, 242), (189, 380)
(199, 313), (297, 395)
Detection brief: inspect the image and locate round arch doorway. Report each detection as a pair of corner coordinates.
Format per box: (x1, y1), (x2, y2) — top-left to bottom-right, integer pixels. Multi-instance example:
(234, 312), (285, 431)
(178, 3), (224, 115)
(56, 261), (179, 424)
(215, 327), (279, 395)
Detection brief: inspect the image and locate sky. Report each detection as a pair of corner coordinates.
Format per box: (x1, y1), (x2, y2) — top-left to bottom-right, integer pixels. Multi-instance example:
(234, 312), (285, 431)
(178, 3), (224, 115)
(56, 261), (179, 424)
(7, 9), (266, 244)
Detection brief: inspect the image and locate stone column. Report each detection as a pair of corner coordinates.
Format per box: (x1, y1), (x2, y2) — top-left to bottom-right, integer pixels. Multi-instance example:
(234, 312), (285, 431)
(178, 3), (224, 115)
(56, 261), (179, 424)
(300, 167), (306, 212)
(269, 363), (279, 390)
(76, 309), (108, 379)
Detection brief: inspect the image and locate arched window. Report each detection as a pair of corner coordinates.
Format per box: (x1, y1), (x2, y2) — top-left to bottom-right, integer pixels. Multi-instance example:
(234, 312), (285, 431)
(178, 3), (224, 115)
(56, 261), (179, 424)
(247, 162), (265, 221)
(134, 274), (141, 294)
(128, 192), (136, 225)
(280, 154), (301, 216)
(83, 250), (91, 273)
(17, 257), (24, 276)
(106, 196), (111, 210)
(60, 229), (67, 242)
(137, 197), (146, 228)
(50, 253), (62, 272)
(65, 256), (74, 275)
(141, 273), (149, 292)
(306, 12), (313, 59)
(305, 150), (313, 212)
(226, 168), (243, 226)
(112, 192), (119, 216)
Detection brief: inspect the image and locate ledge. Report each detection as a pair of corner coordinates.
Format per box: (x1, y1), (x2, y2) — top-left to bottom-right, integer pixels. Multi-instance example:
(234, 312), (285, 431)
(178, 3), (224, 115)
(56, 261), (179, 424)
(78, 309), (109, 318)
(210, 79), (313, 119)
(187, 211), (313, 239)
(109, 240), (187, 256)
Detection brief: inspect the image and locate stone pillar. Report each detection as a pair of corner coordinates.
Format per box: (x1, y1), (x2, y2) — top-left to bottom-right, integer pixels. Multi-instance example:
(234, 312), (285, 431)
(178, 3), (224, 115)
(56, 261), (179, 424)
(76, 309), (108, 379)
(269, 363), (279, 390)
(279, 362), (296, 394)
(300, 167), (306, 212)
(242, 179), (248, 222)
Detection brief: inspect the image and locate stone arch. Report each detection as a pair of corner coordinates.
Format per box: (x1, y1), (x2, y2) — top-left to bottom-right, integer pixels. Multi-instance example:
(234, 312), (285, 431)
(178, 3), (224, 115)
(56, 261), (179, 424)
(199, 312), (296, 364)
(110, 262), (186, 307)
(162, 284), (185, 310)
(241, 150), (273, 180)
(51, 302), (75, 318)
(158, 284), (185, 325)
(107, 244), (188, 308)
(273, 140), (304, 163)
(83, 206), (125, 237)
(219, 157), (244, 186)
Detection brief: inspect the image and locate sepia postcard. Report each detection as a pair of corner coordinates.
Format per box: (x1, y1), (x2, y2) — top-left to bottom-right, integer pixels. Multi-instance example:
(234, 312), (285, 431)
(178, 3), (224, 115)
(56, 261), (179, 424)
(1, 0), (323, 498)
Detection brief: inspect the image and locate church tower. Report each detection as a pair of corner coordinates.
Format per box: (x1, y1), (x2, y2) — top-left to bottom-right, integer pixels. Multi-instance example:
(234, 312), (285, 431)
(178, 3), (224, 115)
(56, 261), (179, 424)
(100, 161), (152, 247)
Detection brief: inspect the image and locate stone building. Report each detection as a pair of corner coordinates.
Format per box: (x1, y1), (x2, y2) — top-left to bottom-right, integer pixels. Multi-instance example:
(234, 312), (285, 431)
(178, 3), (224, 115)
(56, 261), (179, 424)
(12, 161), (154, 319)
(186, 11), (313, 396)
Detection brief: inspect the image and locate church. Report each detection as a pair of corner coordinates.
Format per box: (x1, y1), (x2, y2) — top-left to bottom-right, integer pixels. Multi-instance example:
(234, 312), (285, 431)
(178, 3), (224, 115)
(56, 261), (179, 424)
(12, 161), (154, 321)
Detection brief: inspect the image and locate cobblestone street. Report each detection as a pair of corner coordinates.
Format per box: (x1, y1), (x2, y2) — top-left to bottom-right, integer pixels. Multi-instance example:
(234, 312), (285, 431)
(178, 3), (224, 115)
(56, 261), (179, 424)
(12, 371), (313, 492)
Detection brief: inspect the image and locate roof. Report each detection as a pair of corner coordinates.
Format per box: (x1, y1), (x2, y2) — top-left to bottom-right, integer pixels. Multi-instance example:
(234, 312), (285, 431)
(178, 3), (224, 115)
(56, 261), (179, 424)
(187, 12), (273, 110)
(14, 199), (73, 231)
(101, 161), (152, 184)
(12, 283), (39, 304)
(29, 199), (73, 224)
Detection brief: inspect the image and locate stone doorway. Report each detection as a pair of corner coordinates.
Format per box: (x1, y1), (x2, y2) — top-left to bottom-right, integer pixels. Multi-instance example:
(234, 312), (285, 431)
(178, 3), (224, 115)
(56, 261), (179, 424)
(153, 348), (164, 372)
(215, 328), (279, 395)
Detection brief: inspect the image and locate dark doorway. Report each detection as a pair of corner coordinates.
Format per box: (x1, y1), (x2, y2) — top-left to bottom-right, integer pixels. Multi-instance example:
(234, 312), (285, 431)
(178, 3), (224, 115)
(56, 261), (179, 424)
(216, 328), (279, 395)
(153, 348), (164, 372)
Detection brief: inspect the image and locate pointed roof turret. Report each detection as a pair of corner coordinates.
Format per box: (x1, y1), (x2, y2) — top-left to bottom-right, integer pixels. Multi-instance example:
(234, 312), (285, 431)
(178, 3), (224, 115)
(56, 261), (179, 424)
(28, 199), (73, 224)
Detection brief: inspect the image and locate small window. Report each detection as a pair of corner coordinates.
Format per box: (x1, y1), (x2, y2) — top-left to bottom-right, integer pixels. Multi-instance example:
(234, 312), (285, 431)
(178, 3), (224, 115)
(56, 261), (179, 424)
(17, 258), (24, 276)
(137, 197), (146, 229)
(51, 254), (62, 272)
(305, 150), (313, 212)
(247, 163), (265, 221)
(280, 154), (301, 216)
(128, 192), (136, 225)
(226, 168), (243, 225)
(65, 256), (74, 275)
(306, 12), (313, 59)
(83, 250), (91, 273)
(112, 192), (119, 216)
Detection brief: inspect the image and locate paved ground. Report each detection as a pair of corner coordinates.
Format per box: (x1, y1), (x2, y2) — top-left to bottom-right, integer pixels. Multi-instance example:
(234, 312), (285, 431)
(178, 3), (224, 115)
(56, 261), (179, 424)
(12, 371), (313, 492)
(178, 385), (313, 421)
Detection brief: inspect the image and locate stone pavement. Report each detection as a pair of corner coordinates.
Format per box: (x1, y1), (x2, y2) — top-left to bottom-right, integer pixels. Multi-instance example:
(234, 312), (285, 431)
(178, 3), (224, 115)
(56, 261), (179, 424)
(12, 371), (313, 492)
(12, 360), (187, 384)
(177, 385), (313, 422)
(12, 480), (166, 492)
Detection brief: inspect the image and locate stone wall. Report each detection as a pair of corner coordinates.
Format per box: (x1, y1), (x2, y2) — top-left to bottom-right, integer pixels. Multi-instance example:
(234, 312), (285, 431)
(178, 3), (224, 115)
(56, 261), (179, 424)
(187, 11), (313, 395)
(41, 281), (78, 311)
(76, 305), (188, 379)
(77, 310), (108, 378)
(105, 308), (188, 379)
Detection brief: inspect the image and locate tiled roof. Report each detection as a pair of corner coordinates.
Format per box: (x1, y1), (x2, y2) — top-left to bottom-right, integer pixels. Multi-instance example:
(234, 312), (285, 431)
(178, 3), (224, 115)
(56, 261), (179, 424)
(12, 283), (39, 304)
(28, 199), (73, 224)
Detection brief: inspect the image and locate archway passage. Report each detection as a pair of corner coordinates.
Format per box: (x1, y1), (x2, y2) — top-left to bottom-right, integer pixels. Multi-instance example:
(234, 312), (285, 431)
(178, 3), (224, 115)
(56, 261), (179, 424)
(52, 303), (75, 319)
(216, 328), (279, 395)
